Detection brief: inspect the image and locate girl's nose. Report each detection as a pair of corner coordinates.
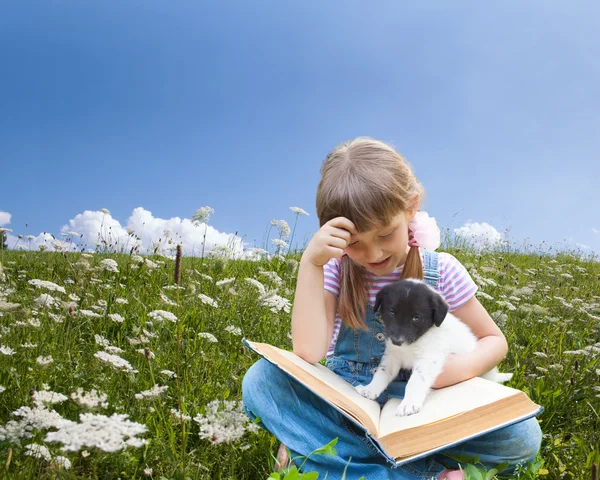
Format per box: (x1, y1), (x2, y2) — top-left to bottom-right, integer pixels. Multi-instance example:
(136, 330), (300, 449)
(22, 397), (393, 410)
(364, 246), (382, 263)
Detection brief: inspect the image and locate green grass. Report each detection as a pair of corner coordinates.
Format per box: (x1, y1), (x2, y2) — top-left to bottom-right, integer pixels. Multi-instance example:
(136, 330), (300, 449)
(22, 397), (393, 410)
(0, 245), (599, 479)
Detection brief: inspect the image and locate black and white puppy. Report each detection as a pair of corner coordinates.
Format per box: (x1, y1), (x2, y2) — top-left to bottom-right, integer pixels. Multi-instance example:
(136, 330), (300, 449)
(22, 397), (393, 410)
(355, 279), (512, 416)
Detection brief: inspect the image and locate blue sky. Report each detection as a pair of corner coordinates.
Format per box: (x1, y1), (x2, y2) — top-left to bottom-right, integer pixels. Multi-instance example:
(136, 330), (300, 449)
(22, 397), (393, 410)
(2, 1), (599, 256)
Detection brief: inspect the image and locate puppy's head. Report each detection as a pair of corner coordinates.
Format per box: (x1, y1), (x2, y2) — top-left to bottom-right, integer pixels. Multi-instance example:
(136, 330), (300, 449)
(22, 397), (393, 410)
(374, 279), (449, 346)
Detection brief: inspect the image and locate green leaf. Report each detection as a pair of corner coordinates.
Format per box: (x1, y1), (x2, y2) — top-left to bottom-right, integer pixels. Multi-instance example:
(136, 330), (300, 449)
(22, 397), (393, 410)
(283, 465), (300, 480)
(485, 468), (499, 480)
(464, 464), (484, 480)
(310, 438), (338, 457)
(300, 472), (319, 480)
(268, 474), (281, 480)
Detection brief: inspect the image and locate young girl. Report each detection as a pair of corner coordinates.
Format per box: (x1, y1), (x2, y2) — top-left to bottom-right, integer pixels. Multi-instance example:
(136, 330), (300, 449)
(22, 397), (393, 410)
(242, 138), (542, 480)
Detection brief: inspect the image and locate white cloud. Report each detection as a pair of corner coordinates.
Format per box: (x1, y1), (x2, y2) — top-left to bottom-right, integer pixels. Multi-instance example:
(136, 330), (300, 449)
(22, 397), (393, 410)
(0, 211), (11, 226)
(593, 227), (600, 234)
(454, 221), (504, 251)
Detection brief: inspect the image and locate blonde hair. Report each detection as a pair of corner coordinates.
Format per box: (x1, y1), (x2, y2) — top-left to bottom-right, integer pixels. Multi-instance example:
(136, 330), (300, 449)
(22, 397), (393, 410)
(316, 137), (425, 330)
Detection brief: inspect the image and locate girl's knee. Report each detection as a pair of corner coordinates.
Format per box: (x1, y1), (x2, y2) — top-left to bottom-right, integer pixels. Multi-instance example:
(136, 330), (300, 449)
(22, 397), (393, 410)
(241, 359), (284, 416)
(510, 417), (542, 464)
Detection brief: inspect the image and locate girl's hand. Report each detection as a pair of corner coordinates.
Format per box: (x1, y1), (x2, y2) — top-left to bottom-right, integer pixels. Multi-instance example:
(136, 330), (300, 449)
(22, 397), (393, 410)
(302, 217), (357, 267)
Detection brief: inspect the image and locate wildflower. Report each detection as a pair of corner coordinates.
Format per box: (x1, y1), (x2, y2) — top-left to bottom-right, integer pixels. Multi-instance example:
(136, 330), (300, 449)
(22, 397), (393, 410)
(34, 294), (58, 308)
(533, 352), (548, 358)
(24, 443), (53, 461)
(148, 310), (178, 323)
(290, 206), (309, 216)
(216, 277), (235, 287)
(48, 313), (65, 323)
(100, 208), (111, 215)
(144, 467), (153, 476)
(81, 451), (90, 457)
(100, 259), (119, 273)
(272, 238), (289, 249)
(137, 348), (155, 360)
(71, 388), (109, 409)
(114, 298), (128, 304)
(0, 386), (6, 393)
(79, 309), (102, 319)
(134, 384), (168, 401)
(94, 351), (138, 373)
(0, 301), (20, 311)
(170, 408), (191, 422)
(193, 400), (257, 445)
(225, 325), (242, 336)
(160, 369), (177, 379)
(198, 332), (218, 343)
(1, 345), (15, 355)
(144, 259), (159, 269)
(192, 206), (215, 225)
(28, 279), (66, 294)
(198, 294), (218, 308)
(496, 300), (517, 311)
(160, 292), (179, 306)
(28, 318), (41, 327)
(44, 413), (148, 452)
(244, 278), (266, 295)
(108, 313), (125, 323)
(260, 292), (292, 314)
(33, 390), (69, 407)
(52, 456), (72, 470)
(476, 291), (494, 301)
(36, 355), (54, 366)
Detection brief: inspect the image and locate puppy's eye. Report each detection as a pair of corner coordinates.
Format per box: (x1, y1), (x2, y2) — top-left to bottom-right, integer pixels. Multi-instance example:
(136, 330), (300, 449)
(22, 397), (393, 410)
(412, 315), (420, 323)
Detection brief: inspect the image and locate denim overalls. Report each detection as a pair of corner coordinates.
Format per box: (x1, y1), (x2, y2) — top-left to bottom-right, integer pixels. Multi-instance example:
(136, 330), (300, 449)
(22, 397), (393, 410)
(242, 251), (542, 480)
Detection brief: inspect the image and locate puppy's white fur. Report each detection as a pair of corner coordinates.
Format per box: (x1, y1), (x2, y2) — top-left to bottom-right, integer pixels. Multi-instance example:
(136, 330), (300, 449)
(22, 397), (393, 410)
(355, 280), (512, 416)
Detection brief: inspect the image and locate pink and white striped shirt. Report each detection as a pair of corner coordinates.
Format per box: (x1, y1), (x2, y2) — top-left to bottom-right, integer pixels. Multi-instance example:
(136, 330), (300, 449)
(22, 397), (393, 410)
(323, 251), (478, 358)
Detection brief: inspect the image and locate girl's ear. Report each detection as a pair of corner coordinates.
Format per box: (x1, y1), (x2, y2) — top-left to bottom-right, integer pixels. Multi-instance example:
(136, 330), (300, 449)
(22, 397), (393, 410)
(408, 194), (420, 219)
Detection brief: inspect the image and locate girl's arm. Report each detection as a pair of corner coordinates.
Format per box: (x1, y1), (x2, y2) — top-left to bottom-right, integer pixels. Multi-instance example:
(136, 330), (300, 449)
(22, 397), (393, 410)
(432, 296), (508, 389)
(291, 258), (337, 364)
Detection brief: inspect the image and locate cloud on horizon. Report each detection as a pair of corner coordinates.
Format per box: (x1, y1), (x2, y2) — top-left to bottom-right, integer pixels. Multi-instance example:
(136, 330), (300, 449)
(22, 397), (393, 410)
(454, 221), (505, 251)
(3, 207), (260, 258)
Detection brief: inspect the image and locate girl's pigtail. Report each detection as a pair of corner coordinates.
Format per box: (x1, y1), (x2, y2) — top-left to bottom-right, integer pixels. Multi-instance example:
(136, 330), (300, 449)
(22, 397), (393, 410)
(339, 255), (369, 330)
(401, 229), (424, 280)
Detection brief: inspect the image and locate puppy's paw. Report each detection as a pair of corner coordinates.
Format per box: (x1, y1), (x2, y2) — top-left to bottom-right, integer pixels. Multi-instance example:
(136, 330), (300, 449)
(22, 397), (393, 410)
(395, 399), (422, 417)
(354, 384), (380, 400)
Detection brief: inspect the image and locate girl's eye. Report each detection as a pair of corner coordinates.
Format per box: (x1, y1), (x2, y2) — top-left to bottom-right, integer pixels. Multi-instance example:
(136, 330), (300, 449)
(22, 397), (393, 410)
(379, 231), (394, 238)
(412, 315), (420, 323)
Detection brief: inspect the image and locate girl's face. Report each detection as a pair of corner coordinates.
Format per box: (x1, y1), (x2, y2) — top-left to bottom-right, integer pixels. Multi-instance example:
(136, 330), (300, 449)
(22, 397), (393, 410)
(344, 212), (413, 275)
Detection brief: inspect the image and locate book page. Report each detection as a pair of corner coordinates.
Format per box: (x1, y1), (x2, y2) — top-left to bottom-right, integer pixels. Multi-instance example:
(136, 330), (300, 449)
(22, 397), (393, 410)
(378, 377), (520, 438)
(247, 341), (381, 434)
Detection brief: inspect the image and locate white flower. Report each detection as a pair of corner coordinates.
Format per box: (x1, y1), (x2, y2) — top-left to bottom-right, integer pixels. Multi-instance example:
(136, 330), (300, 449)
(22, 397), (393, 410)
(1, 345), (15, 355)
(260, 292), (291, 314)
(100, 208), (111, 215)
(144, 467), (153, 476)
(193, 400), (257, 445)
(0, 301), (20, 311)
(34, 294), (58, 308)
(148, 310), (178, 323)
(272, 238), (289, 249)
(170, 408), (191, 422)
(192, 206), (215, 225)
(225, 325), (242, 336)
(160, 292), (179, 306)
(0, 386), (5, 393)
(36, 355), (54, 366)
(24, 443), (53, 461)
(244, 278), (266, 295)
(44, 413), (148, 452)
(290, 206), (309, 216)
(100, 259), (119, 273)
(198, 332), (218, 343)
(409, 211), (441, 251)
(28, 279), (66, 294)
(94, 351), (138, 373)
(79, 309), (102, 318)
(198, 294), (218, 308)
(52, 456), (72, 470)
(114, 298), (129, 305)
(108, 313), (125, 323)
(33, 390), (69, 407)
(160, 370), (177, 379)
(134, 384), (168, 401)
(71, 388), (109, 409)
(216, 278), (235, 287)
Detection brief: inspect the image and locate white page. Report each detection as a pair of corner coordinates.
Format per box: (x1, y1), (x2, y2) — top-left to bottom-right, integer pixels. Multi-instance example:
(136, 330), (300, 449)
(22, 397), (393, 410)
(378, 377), (519, 437)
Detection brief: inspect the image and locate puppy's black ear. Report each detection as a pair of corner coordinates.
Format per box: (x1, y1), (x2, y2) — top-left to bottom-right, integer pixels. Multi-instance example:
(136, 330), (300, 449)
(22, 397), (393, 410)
(431, 293), (449, 327)
(374, 289), (386, 313)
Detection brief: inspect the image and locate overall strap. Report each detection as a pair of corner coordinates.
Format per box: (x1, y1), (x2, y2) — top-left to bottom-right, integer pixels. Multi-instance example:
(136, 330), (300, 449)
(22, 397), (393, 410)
(422, 250), (440, 288)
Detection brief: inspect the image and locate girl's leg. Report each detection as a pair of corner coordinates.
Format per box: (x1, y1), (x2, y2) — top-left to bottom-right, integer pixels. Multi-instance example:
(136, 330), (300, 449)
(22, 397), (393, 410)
(242, 358), (443, 480)
(432, 417), (542, 477)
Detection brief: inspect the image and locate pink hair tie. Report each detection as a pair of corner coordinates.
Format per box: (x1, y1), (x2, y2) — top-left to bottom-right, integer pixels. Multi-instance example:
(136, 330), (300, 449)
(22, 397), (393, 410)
(408, 230), (419, 248)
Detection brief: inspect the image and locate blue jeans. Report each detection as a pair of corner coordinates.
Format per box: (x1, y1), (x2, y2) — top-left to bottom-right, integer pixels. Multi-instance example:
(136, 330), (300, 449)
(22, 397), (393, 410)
(242, 358), (542, 480)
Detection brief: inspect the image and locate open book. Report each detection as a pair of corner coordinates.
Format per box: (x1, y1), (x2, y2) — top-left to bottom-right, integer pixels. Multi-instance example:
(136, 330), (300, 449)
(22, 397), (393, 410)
(243, 339), (543, 466)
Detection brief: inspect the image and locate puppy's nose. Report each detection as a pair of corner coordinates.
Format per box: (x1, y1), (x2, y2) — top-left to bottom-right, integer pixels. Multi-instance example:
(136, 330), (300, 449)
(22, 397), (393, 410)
(391, 335), (407, 346)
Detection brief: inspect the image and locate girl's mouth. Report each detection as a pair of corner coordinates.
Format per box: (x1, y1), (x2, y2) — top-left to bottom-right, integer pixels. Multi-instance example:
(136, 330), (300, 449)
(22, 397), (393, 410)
(368, 257), (391, 269)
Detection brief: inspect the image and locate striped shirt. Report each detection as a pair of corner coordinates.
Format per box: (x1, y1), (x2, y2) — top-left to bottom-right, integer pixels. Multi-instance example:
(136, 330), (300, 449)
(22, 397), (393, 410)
(323, 251), (478, 358)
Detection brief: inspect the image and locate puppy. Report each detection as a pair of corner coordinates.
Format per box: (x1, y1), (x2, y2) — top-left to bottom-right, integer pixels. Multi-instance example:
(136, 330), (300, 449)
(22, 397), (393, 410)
(355, 279), (512, 416)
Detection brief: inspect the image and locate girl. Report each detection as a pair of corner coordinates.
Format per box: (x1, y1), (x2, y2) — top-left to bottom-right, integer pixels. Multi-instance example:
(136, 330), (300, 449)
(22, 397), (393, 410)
(242, 138), (542, 480)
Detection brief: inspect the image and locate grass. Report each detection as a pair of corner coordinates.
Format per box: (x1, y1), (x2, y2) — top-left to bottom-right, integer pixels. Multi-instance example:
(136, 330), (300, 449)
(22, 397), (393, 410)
(0, 244), (599, 479)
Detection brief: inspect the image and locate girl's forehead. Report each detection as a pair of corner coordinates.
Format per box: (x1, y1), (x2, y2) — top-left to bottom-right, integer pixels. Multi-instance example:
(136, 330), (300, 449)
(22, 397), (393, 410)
(351, 215), (406, 238)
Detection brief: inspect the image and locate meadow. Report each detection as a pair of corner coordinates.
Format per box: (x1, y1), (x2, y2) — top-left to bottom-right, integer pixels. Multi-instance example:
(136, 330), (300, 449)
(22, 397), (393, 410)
(0, 238), (599, 479)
